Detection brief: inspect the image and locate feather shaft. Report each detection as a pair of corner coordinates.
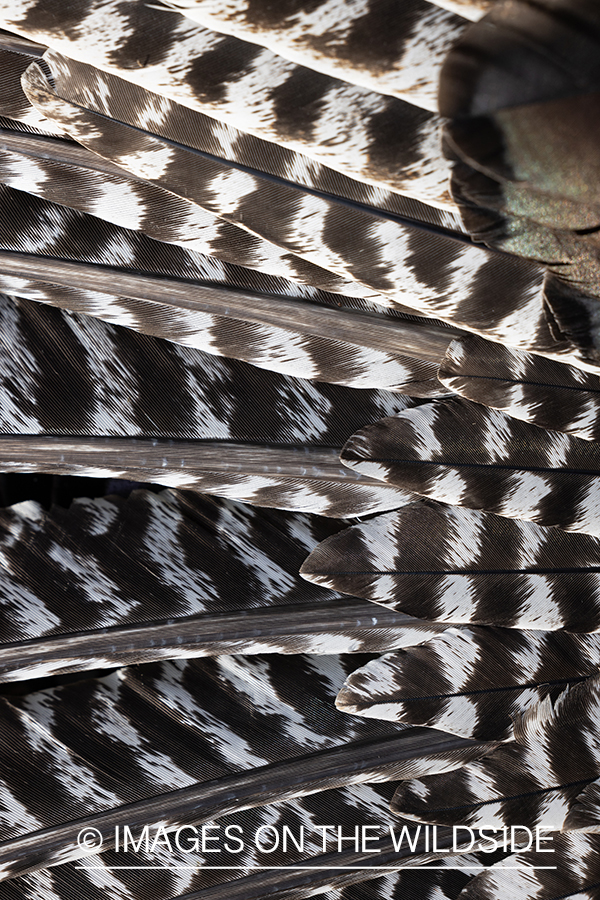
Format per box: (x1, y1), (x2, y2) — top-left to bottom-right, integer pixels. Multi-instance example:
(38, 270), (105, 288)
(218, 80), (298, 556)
(0, 437), (415, 516)
(0, 729), (488, 880)
(0, 601), (432, 683)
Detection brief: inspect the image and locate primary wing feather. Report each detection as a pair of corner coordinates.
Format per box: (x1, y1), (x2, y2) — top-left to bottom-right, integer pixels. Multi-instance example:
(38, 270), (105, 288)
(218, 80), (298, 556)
(0, 655), (490, 881)
(439, 334), (600, 442)
(0, 488), (435, 681)
(391, 674), (600, 833)
(160, 0), (469, 112)
(341, 397), (600, 534)
(336, 626), (600, 740)
(300, 502), (600, 631)
(0, 0), (600, 898)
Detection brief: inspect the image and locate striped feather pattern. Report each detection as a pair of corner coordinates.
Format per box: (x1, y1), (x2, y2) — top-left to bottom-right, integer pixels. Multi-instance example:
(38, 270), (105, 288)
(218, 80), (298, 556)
(391, 674), (600, 832)
(21, 57), (504, 299)
(341, 397), (600, 535)
(0, 36), (466, 235)
(156, 0), (469, 112)
(337, 626), (600, 740)
(0, 0), (457, 201)
(439, 334), (600, 442)
(20, 51), (464, 231)
(459, 833), (600, 900)
(0, 129), (391, 300)
(0, 273), (449, 396)
(0, 293), (423, 443)
(0, 655), (489, 880)
(0, 185), (452, 395)
(0, 2), (597, 897)
(300, 501), (600, 631)
(27, 52), (600, 375)
(21, 53), (575, 363)
(0, 292), (426, 515)
(0, 488), (441, 680)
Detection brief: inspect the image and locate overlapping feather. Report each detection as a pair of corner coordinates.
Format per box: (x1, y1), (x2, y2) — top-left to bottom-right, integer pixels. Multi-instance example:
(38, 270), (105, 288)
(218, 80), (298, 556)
(0, 487), (446, 681)
(391, 674), (600, 832)
(0, 0), (458, 201)
(337, 626), (600, 740)
(341, 397), (600, 534)
(459, 833), (600, 900)
(0, 291), (429, 515)
(439, 334), (600, 442)
(0, 182), (455, 397)
(155, 0), (469, 112)
(0, 129), (394, 300)
(0, 1), (598, 898)
(20, 53), (565, 361)
(0, 655), (490, 881)
(300, 501), (600, 631)
(6, 852), (484, 900)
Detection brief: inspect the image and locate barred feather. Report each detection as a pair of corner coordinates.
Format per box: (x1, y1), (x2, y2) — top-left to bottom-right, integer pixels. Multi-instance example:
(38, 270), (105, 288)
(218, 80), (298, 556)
(0, 292), (424, 515)
(439, 334), (600, 442)
(341, 397), (600, 535)
(300, 501), (600, 631)
(337, 627), (600, 740)
(0, 488), (446, 680)
(27, 50), (600, 375)
(21, 57), (464, 232)
(0, 41), (465, 240)
(0, 655), (490, 881)
(391, 674), (600, 832)
(0, 293), (425, 441)
(0, 35), (61, 135)
(154, 0), (469, 112)
(0, 0), (458, 202)
(0, 436), (423, 517)
(22, 55), (534, 318)
(0, 129), (394, 300)
(0, 2), (599, 897)
(0, 184), (453, 395)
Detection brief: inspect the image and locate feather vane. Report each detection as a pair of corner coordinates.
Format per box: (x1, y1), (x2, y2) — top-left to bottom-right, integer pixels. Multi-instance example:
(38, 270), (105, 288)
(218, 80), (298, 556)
(154, 0), (469, 112)
(341, 397), (600, 534)
(300, 500), (600, 631)
(0, 0), (457, 201)
(0, 487), (443, 680)
(0, 655), (491, 880)
(439, 334), (600, 442)
(459, 832), (600, 900)
(336, 626), (600, 740)
(391, 674), (600, 832)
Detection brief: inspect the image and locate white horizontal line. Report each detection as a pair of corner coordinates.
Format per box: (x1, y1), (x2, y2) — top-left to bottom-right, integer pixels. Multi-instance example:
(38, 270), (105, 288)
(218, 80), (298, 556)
(74, 866), (558, 871)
